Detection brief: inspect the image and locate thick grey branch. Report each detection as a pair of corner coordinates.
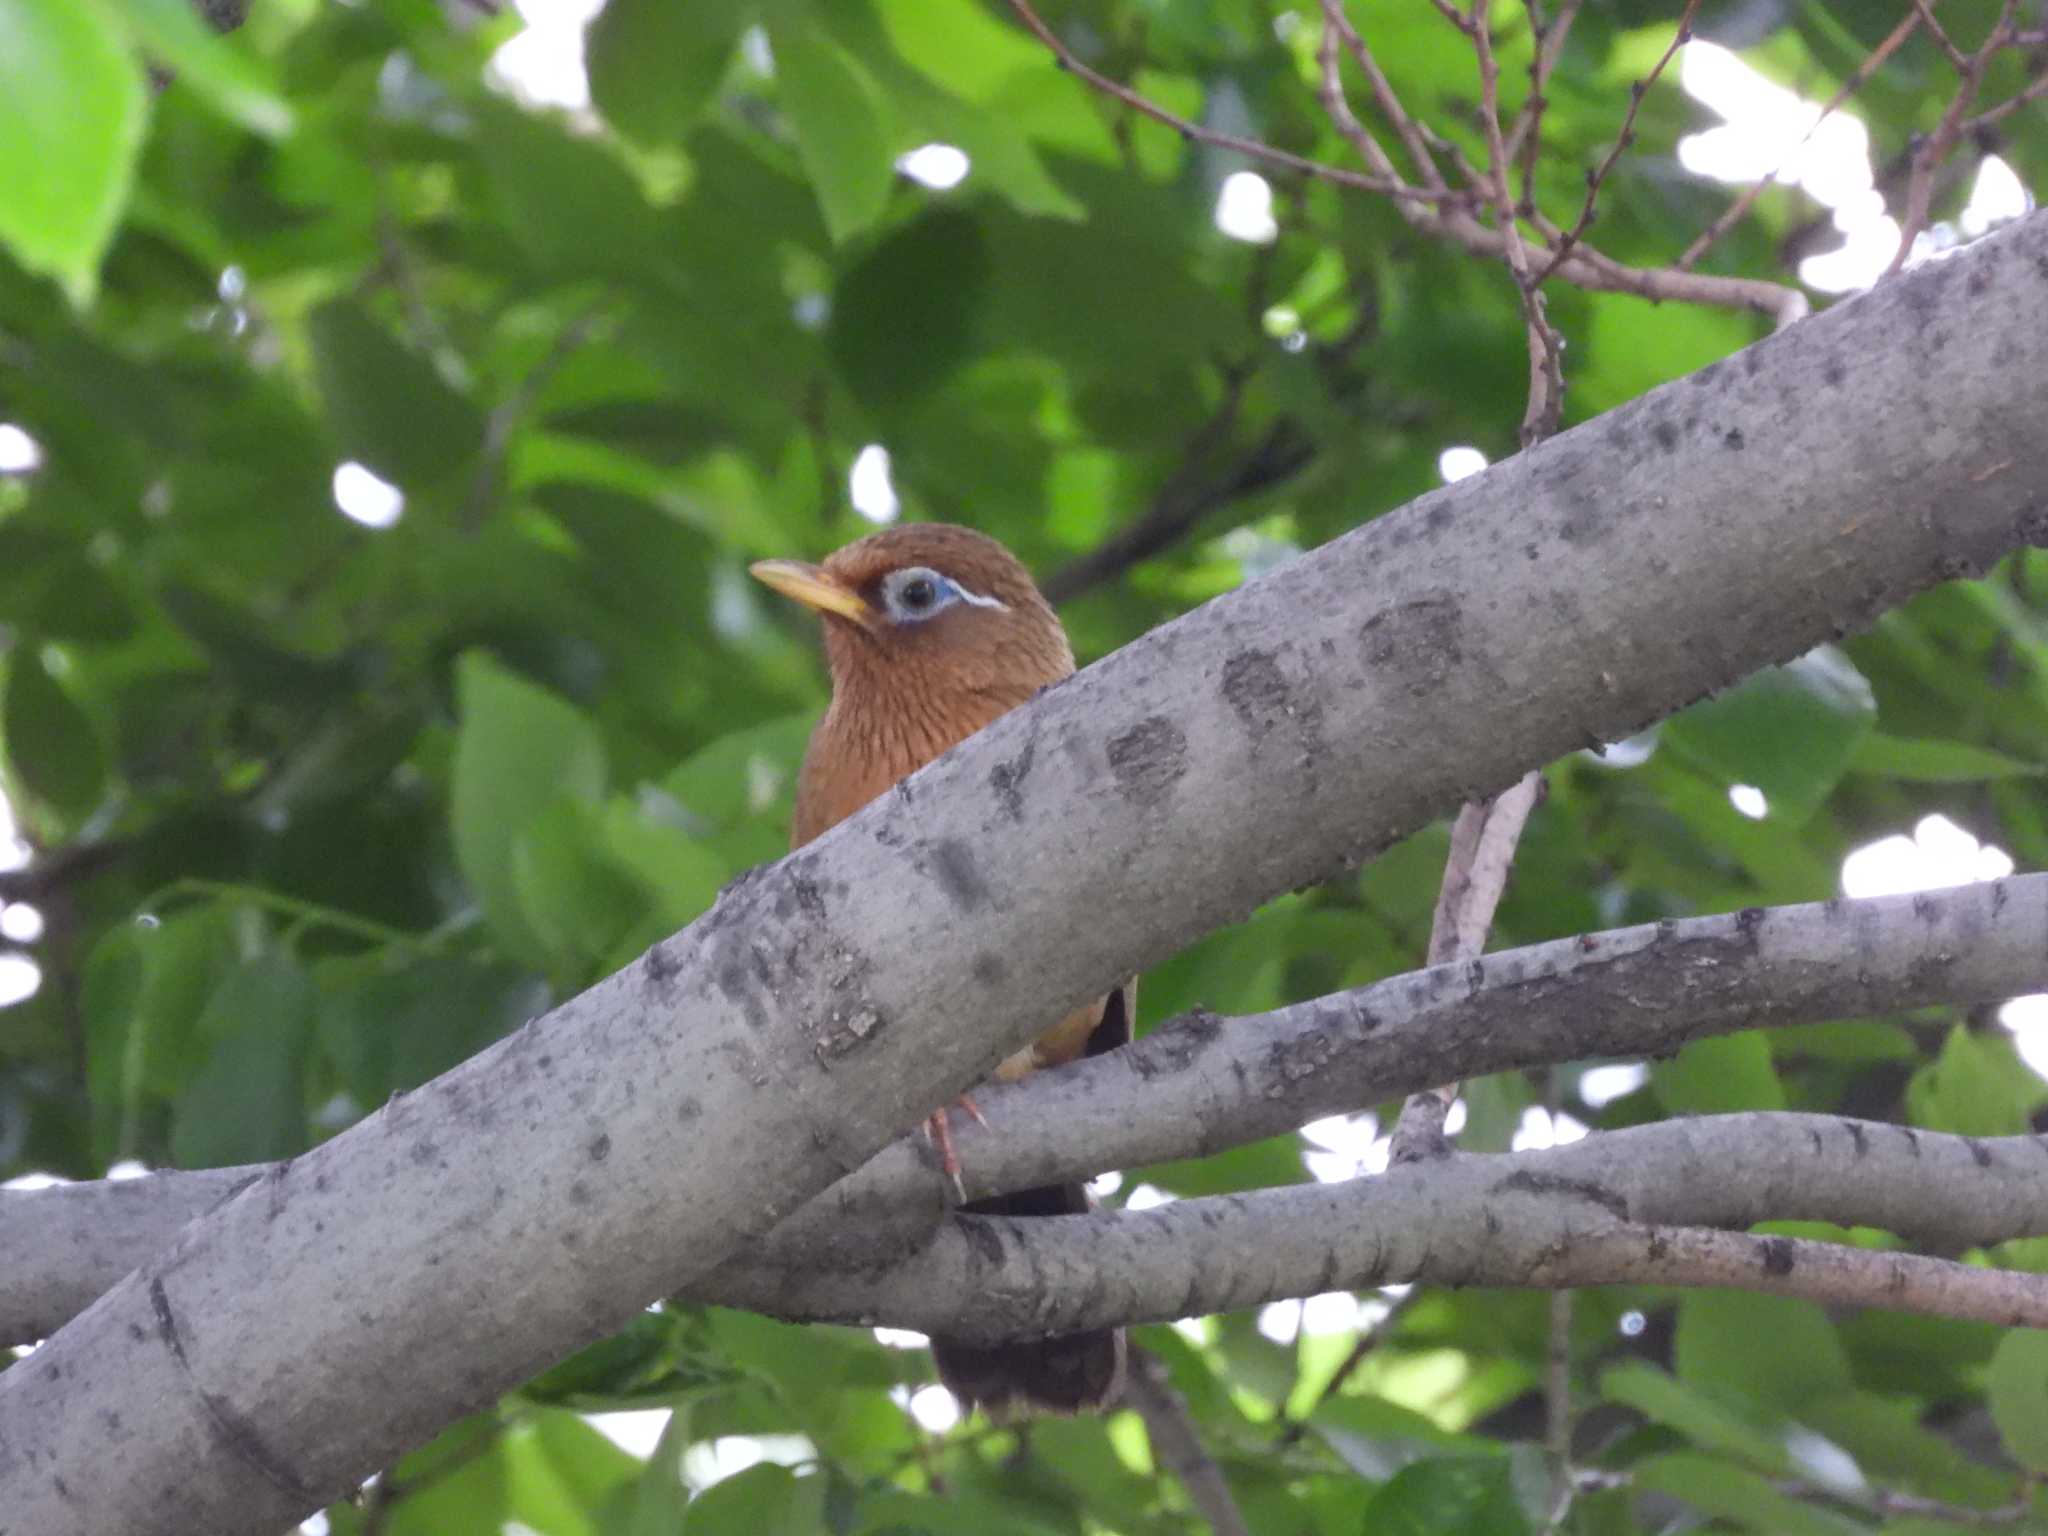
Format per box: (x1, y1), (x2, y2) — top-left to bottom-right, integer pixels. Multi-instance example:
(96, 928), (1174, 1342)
(9, 873), (2047, 1345)
(728, 1115), (2048, 1339)
(4, 212), (2046, 1536)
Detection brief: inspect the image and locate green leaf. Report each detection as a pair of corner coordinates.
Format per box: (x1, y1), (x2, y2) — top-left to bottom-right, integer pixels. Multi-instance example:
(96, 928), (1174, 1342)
(503, 1412), (642, 1536)
(511, 801), (649, 977)
(0, 0), (146, 302)
(306, 300), (485, 485)
(766, 22), (894, 243)
(170, 953), (317, 1167)
(1632, 1453), (1855, 1536)
(1988, 1331), (2048, 1472)
(1907, 1026), (2047, 1138)
(451, 652), (608, 969)
(1652, 1031), (1785, 1116)
(587, 0), (748, 145)
(1663, 649), (1876, 823)
(0, 648), (107, 831)
(683, 1463), (823, 1535)
(1675, 1292), (1850, 1414)
(476, 99), (670, 278)
(1361, 1456), (1531, 1536)
(315, 957), (542, 1107)
(1847, 732), (2045, 782)
(1600, 1361), (1791, 1473)
(119, 0), (293, 136)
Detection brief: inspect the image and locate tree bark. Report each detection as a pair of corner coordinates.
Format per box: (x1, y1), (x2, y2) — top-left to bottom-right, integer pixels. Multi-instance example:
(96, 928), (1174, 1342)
(9, 870), (2047, 1345)
(3, 210), (2044, 1536)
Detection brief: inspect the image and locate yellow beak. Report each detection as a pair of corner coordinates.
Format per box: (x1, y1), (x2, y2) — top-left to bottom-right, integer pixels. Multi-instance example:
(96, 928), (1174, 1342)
(748, 560), (874, 627)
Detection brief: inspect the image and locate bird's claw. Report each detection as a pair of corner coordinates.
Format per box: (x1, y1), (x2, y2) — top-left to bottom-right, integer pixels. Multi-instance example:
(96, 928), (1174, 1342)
(922, 1094), (987, 1202)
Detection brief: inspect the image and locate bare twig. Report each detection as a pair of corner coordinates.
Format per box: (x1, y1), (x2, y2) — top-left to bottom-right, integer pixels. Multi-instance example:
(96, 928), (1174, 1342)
(1912, 0), (1974, 70)
(1316, 0), (1445, 191)
(1041, 407), (1315, 603)
(1532, 0), (1701, 286)
(1272, 1288), (1421, 1451)
(1503, 0), (1584, 171)
(1124, 1350), (1253, 1536)
(1889, 0), (2025, 275)
(1959, 68), (2048, 134)
(1679, 3), (1932, 272)
(1390, 770), (1545, 1163)
(1003, 0), (1476, 207)
(1424, 0), (1480, 38)
(461, 302), (611, 534)
(1776, 1475), (2041, 1528)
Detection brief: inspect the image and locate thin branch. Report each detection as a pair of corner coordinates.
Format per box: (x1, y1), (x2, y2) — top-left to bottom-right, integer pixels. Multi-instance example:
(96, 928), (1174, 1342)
(19, 873), (2048, 1346)
(1042, 388), (1316, 604)
(1002, 0), (1477, 207)
(1889, 0), (2025, 276)
(1124, 1350), (1253, 1536)
(716, 1116), (2048, 1340)
(1390, 770), (1545, 1162)
(1532, 0), (1701, 287)
(1272, 1289), (1421, 1451)
(1503, 0), (1584, 171)
(1912, 0), (1974, 71)
(461, 301), (611, 534)
(1959, 68), (2048, 135)
(1678, 3), (1932, 272)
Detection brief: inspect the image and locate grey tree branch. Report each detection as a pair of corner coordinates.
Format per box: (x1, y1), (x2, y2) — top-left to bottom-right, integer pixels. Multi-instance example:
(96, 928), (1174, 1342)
(10, 871), (2048, 1345)
(719, 1115), (2048, 1340)
(4, 211), (2047, 1536)
(1390, 768), (1546, 1162)
(1123, 1349), (1253, 1536)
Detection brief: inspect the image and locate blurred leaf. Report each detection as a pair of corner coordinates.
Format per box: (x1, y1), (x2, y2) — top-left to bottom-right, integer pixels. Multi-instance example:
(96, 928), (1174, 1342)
(170, 952), (316, 1167)
(587, 0), (748, 146)
(316, 957), (542, 1107)
(766, 22), (894, 243)
(1600, 1361), (1791, 1473)
(1632, 1453), (1853, 1536)
(1675, 1292), (1850, 1414)
(307, 299), (486, 485)
(1988, 1331), (2048, 1473)
(1906, 1026), (2046, 1138)
(121, 0), (293, 136)
(683, 1463), (823, 1535)
(1652, 1031), (1785, 1115)
(1, 647), (106, 831)
(0, 0), (146, 301)
(1361, 1455), (1530, 1535)
(1663, 650), (1876, 823)
(1847, 733), (2045, 782)
(451, 651), (609, 969)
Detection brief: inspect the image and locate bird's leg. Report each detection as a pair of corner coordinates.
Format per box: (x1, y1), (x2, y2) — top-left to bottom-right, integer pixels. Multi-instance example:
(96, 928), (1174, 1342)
(921, 1094), (987, 1201)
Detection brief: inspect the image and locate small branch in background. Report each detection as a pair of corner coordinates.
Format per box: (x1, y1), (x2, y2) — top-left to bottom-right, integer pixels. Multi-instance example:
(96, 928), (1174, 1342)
(1043, 395), (1315, 604)
(1532, 0), (1701, 285)
(1390, 770), (1545, 1163)
(1273, 1288), (1421, 1451)
(1504, 0), (1586, 192)
(461, 302), (611, 534)
(1911, 0), (1974, 71)
(1889, 0), (2025, 275)
(1540, 1072), (1574, 1532)
(0, 838), (134, 904)
(1678, 3), (1931, 273)
(1775, 1473), (2041, 1528)
(1958, 67), (2048, 135)
(1002, 0), (1477, 206)
(1123, 1349), (1253, 1536)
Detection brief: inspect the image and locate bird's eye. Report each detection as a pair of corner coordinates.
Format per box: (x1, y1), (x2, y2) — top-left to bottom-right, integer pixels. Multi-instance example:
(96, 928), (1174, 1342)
(882, 566), (961, 623)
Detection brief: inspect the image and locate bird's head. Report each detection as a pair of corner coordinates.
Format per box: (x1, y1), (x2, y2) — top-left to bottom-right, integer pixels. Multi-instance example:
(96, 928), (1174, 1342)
(750, 523), (1074, 705)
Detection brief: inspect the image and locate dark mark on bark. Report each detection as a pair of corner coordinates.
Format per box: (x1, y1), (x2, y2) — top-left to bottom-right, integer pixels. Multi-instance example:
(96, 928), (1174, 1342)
(1967, 1138), (1993, 1168)
(1107, 716), (1188, 807)
(989, 730), (1037, 822)
(931, 838), (989, 911)
(972, 951), (1007, 987)
(1361, 594), (1464, 699)
(1497, 1169), (1629, 1220)
(588, 1133), (611, 1163)
(1843, 1120), (1868, 1156)
(1759, 1236), (1795, 1276)
(1129, 1009), (1224, 1079)
(643, 941), (682, 992)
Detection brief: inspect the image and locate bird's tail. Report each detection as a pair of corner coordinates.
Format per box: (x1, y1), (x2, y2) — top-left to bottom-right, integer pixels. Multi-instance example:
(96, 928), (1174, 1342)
(929, 1181), (1126, 1419)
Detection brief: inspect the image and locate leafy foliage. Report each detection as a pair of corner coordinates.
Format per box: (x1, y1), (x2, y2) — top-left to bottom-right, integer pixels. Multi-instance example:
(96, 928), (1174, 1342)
(0, 0), (2044, 1529)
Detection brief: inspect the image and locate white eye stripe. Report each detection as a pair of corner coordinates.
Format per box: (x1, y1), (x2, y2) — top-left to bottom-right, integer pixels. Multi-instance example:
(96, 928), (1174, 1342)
(950, 583), (1008, 611)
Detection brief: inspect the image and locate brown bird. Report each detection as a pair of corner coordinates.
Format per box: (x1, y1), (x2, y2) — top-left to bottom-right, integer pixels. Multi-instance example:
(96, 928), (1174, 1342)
(751, 522), (1130, 1419)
